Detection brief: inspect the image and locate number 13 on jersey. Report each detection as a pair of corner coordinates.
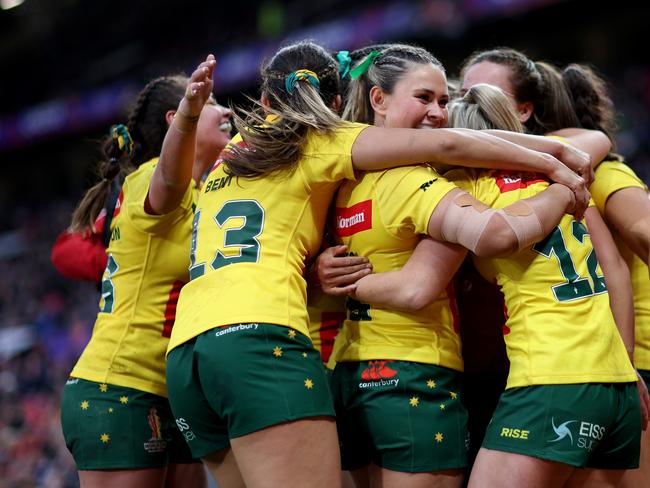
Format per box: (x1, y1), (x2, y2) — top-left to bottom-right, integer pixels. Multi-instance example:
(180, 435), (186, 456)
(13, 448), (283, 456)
(189, 199), (266, 280)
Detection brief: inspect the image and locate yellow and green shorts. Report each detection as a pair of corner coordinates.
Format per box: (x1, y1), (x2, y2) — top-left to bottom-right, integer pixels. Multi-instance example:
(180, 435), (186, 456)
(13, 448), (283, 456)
(166, 323), (335, 459)
(639, 369), (650, 391)
(483, 382), (640, 469)
(331, 360), (468, 472)
(61, 378), (197, 470)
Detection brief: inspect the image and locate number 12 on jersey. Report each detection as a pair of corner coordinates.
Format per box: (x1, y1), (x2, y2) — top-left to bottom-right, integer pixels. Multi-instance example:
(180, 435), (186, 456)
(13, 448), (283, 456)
(532, 221), (607, 302)
(189, 199), (266, 280)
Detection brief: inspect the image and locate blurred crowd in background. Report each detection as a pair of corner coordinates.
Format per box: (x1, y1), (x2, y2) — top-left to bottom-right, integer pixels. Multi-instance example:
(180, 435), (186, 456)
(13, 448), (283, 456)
(0, 0), (648, 486)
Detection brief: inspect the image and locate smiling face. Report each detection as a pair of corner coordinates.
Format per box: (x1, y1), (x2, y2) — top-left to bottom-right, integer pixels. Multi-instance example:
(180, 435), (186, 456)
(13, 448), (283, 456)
(373, 63), (449, 129)
(194, 96), (233, 170)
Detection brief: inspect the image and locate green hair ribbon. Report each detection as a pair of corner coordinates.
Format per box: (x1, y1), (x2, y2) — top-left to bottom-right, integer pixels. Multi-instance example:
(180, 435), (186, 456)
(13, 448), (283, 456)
(337, 50), (352, 79)
(349, 51), (381, 80)
(110, 124), (134, 160)
(285, 69), (320, 94)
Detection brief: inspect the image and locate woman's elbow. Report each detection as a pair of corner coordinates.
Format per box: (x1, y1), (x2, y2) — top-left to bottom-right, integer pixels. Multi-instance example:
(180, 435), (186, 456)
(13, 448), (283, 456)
(398, 284), (440, 311)
(473, 227), (519, 258)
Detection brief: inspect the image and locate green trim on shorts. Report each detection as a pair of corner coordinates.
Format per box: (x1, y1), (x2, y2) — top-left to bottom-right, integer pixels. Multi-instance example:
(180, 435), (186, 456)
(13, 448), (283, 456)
(332, 360), (468, 473)
(483, 382), (640, 469)
(61, 378), (197, 470)
(166, 323), (335, 459)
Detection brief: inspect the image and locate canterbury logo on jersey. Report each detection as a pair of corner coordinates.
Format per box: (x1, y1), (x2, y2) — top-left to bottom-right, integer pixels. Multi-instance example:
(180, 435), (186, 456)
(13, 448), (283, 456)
(492, 170), (547, 193)
(336, 200), (372, 237)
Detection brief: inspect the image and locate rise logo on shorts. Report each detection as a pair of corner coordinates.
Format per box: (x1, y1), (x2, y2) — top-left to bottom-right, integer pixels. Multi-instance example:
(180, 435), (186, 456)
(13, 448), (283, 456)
(499, 427), (530, 439)
(548, 417), (606, 452)
(143, 407), (167, 453)
(358, 360), (399, 388)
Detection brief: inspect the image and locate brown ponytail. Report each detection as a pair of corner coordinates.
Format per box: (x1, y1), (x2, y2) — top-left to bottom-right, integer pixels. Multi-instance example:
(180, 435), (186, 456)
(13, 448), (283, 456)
(223, 41), (342, 178)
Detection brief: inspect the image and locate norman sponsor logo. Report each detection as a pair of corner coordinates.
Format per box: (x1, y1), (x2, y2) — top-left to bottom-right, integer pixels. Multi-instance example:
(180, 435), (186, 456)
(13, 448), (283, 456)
(492, 170), (547, 193)
(336, 200), (372, 237)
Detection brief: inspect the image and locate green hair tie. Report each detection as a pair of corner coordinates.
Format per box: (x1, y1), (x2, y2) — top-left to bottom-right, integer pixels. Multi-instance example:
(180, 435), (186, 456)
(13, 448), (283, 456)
(337, 50), (352, 79)
(285, 69), (320, 94)
(350, 51), (381, 80)
(110, 124), (134, 160)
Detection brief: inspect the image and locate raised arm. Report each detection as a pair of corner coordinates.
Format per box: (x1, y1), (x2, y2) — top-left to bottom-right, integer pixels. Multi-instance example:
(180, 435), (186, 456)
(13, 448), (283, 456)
(147, 55), (216, 215)
(603, 186), (650, 270)
(428, 184), (578, 258)
(351, 126), (588, 203)
(350, 237), (466, 310)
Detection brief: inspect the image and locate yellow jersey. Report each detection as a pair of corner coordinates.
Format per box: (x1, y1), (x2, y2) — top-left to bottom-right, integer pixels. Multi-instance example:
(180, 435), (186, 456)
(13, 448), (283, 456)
(333, 165), (463, 370)
(168, 123), (367, 352)
(445, 168), (636, 388)
(71, 159), (196, 397)
(591, 160), (650, 370)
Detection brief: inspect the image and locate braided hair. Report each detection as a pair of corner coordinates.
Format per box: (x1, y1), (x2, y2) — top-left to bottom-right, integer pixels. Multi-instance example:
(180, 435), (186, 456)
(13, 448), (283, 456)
(70, 75), (187, 233)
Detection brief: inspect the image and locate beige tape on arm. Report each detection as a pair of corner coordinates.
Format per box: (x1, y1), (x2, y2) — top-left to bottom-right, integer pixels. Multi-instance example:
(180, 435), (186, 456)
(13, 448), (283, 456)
(440, 194), (543, 253)
(495, 200), (543, 250)
(440, 194), (493, 253)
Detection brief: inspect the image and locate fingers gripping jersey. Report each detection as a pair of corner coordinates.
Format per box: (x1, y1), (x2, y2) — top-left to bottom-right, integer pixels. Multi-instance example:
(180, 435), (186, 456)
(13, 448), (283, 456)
(334, 165), (463, 370)
(591, 161), (650, 370)
(71, 159), (196, 396)
(445, 168), (636, 388)
(167, 123), (367, 353)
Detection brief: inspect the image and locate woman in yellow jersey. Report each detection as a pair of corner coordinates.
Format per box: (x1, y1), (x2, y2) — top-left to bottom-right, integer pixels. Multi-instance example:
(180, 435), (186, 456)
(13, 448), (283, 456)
(346, 83), (641, 487)
(451, 47), (630, 470)
(447, 83), (643, 488)
(324, 44), (608, 488)
(547, 62), (650, 488)
(59, 73), (238, 488)
(159, 43), (595, 488)
(458, 48), (650, 481)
